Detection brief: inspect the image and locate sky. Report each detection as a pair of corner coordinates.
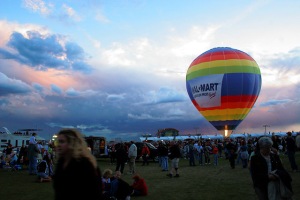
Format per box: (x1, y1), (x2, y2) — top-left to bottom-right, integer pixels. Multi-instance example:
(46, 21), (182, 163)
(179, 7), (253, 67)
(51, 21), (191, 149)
(0, 0), (300, 141)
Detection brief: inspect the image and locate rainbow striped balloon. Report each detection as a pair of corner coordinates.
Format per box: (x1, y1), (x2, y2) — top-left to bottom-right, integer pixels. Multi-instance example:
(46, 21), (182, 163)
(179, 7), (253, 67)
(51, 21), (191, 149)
(186, 47), (261, 135)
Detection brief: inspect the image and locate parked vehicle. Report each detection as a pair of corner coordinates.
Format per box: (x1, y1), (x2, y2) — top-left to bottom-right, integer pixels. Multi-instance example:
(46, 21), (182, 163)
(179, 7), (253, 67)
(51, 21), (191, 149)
(85, 136), (107, 158)
(135, 142), (158, 162)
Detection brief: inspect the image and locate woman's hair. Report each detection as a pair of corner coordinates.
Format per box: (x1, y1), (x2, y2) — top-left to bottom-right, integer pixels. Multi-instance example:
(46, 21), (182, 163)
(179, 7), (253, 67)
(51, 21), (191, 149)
(102, 169), (113, 178)
(56, 128), (97, 168)
(258, 136), (273, 149)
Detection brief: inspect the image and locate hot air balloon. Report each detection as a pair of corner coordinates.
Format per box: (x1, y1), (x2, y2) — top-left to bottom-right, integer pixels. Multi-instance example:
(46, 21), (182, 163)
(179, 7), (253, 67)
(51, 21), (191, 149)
(186, 47), (261, 137)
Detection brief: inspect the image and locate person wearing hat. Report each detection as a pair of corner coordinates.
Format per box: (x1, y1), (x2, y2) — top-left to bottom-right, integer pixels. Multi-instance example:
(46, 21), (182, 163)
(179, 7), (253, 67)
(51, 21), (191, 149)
(285, 132), (298, 172)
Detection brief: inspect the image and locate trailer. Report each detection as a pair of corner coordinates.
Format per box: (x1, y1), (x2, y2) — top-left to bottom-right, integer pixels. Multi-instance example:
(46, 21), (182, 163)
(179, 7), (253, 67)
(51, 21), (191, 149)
(84, 136), (107, 158)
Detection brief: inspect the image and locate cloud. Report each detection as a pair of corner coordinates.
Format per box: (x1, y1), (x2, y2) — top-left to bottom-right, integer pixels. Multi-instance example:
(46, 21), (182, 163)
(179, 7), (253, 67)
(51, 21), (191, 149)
(60, 4), (82, 22)
(138, 87), (187, 105)
(260, 99), (293, 107)
(106, 94), (125, 102)
(0, 31), (92, 73)
(23, 1), (82, 24)
(50, 84), (62, 94)
(65, 88), (98, 97)
(23, 0), (53, 15)
(95, 10), (110, 23)
(0, 72), (32, 96)
(32, 82), (44, 93)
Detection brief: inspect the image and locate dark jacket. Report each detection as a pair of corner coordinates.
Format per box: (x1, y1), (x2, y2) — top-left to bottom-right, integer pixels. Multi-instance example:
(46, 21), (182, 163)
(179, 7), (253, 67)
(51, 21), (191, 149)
(158, 144), (168, 157)
(115, 146), (128, 163)
(286, 137), (296, 152)
(169, 144), (181, 159)
(250, 152), (285, 193)
(53, 157), (101, 200)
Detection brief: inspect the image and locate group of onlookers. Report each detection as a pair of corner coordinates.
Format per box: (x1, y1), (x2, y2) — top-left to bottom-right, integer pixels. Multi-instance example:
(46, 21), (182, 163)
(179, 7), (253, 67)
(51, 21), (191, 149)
(1, 129), (299, 200)
(101, 169), (148, 200)
(52, 128), (148, 200)
(1, 133), (54, 183)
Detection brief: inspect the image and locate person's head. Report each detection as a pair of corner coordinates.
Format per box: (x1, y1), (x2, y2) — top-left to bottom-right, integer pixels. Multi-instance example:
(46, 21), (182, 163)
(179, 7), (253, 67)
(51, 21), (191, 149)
(114, 171), (122, 179)
(286, 131), (292, 137)
(241, 140), (246, 145)
(132, 174), (141, 181)
(102, 169), (113, 179)
(56, 129), (96, 167)
(258, 137), (273, 156)
(32, 132), (37, 136)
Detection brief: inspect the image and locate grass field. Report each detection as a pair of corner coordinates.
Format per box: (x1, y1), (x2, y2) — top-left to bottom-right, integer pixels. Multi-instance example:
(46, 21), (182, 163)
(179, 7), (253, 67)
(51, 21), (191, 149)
(0, 152), (299, 200)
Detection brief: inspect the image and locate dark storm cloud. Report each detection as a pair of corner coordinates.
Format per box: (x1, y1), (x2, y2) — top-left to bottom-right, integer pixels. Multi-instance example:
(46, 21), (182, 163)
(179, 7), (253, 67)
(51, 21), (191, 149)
(0, 72), (31, 96)
(0, 31), (92, 73)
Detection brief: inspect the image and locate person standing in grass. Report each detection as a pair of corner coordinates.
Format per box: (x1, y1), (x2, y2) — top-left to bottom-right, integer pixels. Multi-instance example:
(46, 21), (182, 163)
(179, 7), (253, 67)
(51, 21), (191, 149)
(250, 136), (293, 200)
(128, 141), (137, 174)
(285, 131), (298, 172)
(115, 143), (127, 174)
(167, 141), (181, 178)
(158, 141), (169, 171)
(226, 139), (237, 169)
(141, 143), (150, 166)
(212, 144), (219, 166)
(28, 140), (39, 175)
(52, 129), (102, 200)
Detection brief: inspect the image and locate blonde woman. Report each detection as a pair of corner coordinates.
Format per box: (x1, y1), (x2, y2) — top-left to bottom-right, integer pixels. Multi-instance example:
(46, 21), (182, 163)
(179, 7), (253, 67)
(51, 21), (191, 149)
(52, 129), (102, 200)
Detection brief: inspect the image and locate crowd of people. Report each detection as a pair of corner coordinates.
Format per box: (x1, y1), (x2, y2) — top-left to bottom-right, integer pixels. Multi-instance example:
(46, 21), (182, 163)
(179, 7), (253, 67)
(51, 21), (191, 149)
(1, 133), (54, 183)
(1, 129), (299, 200)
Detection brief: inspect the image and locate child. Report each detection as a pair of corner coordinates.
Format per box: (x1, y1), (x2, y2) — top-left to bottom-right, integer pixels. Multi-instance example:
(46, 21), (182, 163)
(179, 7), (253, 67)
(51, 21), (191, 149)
(29, 133), (37, 144)
(102, 168), (113, 198)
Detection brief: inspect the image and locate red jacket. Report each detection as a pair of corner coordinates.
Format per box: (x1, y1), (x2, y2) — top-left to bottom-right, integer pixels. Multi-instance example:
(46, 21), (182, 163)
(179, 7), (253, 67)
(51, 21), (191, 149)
(141, 146), (150, 156)
(131, 178), (148, 195)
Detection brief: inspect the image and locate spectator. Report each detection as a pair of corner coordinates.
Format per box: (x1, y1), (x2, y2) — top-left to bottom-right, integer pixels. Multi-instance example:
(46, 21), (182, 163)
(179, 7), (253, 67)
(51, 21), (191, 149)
(239, 140), (249, 168)
(102, 168), (113, 199)
(226, 139), (237, 169)
(131, 174), (148, 196)
(52, 129), (102, 200)
(250, 136), (293, 200)
(212, 144), (219, 166)
(167, 141), (181, 178)
(157, 141), (168, 171)
(29, 133), (37, 144)
(187, 141), (196, 166)
(37, 156), (52, 183)
(28, 142), (39, 175)
(285, 132), (298, 172)
(115, 143), (128, 174)
(141, 143), (150, 166)
(110, 171), (133, 200)
(128, 141), (137, 174)
(9, 151), (18, 166)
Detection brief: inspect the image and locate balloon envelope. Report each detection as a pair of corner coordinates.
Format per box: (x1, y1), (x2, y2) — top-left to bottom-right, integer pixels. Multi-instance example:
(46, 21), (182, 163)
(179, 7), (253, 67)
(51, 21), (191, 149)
(186, 47), (261, 136)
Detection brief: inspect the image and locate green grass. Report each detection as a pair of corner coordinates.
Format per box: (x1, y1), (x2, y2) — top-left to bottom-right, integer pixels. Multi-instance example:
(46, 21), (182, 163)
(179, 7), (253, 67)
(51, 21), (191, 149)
(1, 153), (299, 200)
